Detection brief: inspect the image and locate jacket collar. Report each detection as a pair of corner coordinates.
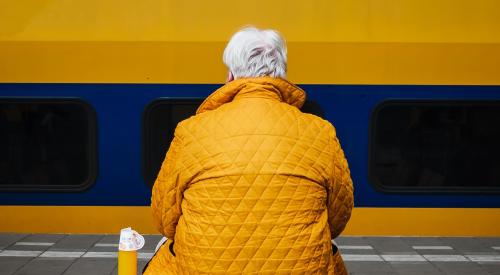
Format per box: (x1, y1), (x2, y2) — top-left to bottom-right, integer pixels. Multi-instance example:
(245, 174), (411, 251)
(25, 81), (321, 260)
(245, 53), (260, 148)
(197, 77), (306, 114)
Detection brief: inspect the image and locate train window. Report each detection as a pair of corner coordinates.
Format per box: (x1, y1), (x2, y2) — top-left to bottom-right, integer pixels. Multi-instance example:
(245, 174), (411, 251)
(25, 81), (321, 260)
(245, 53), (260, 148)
(143, 99), (203, 187)
(301, 100), (325, 118)
(370, 100), (500, 193)
(0, 98), (97, 192)
(143, 99), (324, 187)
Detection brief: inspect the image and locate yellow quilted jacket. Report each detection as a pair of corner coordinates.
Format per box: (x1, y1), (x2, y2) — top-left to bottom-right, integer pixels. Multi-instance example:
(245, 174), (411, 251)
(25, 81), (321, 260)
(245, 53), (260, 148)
(145, 77), (354, 275)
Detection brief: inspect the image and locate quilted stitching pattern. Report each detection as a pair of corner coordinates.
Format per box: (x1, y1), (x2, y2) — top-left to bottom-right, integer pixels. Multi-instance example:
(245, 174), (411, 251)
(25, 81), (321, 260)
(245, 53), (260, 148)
(146, 78), (353, 274)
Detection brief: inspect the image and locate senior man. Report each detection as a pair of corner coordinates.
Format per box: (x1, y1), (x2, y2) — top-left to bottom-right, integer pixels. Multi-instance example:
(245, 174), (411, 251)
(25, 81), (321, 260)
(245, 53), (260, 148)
(144, 27), (354, 275)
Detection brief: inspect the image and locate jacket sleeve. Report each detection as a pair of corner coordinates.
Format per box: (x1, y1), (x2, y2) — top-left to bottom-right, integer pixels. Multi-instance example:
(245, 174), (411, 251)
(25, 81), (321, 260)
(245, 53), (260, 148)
(326, 127), (354, 239)
(151, 133), (185, 239)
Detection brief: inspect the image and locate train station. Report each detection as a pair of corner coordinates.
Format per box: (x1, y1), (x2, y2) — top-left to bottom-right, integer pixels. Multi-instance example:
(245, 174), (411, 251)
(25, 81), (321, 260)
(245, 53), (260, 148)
(1, 1), (500, 274)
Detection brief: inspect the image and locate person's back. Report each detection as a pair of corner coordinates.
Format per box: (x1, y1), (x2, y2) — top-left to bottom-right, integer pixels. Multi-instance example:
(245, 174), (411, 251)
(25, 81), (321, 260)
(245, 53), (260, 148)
(145, 28), (354, 275)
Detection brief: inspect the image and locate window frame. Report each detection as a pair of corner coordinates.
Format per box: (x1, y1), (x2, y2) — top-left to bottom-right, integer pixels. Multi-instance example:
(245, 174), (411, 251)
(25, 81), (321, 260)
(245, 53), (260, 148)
(369, 99), (500, 194)
(0, 97), (98, 192)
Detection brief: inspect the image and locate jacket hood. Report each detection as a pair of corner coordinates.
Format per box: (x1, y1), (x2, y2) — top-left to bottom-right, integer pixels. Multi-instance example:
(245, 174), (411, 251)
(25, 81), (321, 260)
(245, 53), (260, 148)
(197, 77), (306, 114)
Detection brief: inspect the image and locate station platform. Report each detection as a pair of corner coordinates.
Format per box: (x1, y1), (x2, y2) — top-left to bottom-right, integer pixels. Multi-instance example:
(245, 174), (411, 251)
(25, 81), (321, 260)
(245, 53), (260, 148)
(0, 234), (499, 275)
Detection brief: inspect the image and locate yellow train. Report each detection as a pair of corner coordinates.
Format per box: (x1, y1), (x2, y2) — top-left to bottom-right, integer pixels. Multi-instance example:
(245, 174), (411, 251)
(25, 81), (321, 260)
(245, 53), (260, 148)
(1, 0), (500, 236)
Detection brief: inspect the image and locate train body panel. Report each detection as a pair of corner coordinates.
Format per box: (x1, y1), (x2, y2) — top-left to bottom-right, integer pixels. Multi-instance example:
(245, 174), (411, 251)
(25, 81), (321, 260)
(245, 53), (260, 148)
(1, 1), (500, 235)
(1, 84), (499, 206)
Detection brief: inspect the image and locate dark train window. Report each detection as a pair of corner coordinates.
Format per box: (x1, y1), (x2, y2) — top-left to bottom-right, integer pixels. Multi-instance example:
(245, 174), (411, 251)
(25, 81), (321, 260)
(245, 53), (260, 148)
(370, 101), (500, 193)
(143, 99), (324, 187)
(301, 100), (325, 118)
(143, 99), (202, 187)
(0, 99), (97, 192)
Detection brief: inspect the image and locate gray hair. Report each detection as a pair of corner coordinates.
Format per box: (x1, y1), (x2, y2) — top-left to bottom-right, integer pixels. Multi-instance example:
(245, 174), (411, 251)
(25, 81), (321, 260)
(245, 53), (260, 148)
(223, 27), (287, 79)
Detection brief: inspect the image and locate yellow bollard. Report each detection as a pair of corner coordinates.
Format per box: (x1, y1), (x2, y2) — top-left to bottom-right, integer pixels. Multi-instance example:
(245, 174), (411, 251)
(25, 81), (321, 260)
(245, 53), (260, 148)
(118, 227), (145, 275)
(118, 250), (138, 275)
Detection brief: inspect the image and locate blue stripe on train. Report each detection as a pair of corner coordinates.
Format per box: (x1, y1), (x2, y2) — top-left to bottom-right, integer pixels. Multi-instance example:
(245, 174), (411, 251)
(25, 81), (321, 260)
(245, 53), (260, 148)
(1, 83), (499, 207)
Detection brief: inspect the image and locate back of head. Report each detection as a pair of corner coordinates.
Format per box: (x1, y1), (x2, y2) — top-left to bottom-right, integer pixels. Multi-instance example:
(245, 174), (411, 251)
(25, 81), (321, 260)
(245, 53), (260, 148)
(223, 27), (287, 79)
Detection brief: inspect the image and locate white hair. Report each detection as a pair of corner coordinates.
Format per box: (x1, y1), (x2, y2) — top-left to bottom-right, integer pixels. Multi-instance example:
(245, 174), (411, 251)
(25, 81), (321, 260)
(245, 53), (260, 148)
(223, 27), (287, 79)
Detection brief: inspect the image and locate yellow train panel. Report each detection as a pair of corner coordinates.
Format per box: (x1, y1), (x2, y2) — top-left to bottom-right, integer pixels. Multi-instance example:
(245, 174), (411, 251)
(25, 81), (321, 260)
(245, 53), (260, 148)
(1, 0), (499, 84)
(1, 41), (499, 84)
(1, 206), (500, 236)
(1, 0), (499, 43)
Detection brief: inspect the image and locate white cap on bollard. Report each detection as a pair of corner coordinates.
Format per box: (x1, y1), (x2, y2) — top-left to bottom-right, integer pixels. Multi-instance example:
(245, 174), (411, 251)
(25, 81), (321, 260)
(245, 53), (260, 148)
(119, 227), (145, 251)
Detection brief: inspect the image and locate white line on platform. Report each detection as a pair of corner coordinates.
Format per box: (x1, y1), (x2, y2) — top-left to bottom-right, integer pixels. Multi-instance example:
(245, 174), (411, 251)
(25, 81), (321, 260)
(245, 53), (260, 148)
(342, 254), (383, 261)
(15, 242), (54, 246)
(2, 249), (500, 263)
(82, 252), (118, 258)
(94, 243), (119, 247)
(423, 255), (468, 262)
(466, 255), (500, 262)
(0, 250), (42, 257)
(39, 251), (85, 258)
(338, 245), (373, 250)
(412, 246), (453, 250)
(381, 254), (427, 262)
(492, 246), (500, 250)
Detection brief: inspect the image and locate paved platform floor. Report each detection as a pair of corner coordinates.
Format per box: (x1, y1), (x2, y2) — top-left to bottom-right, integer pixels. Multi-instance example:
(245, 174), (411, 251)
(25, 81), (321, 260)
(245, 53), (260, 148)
(0, 234), (499, 275)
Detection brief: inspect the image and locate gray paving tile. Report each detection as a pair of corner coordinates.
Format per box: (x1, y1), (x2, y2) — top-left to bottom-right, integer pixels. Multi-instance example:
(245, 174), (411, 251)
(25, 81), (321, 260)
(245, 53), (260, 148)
(0, 257), (33, 275)
(1, 234), (500, 275)
(4, 234), (60, 252)
(89, 235), (119, 252)
(392, 271), (444, 275)
(382, 254), (426, 261)
(20, 234), (66, 243)
(88, 246), (119, 252)
(345, 261), (394, 273)
(97, 235), (120, 244)
(339, 249), (377, 255)
(13, 258), (74, 275)
(141, 235), (163, 252)
(390, 262), (443, 275)
(432, 262), (491, 275)
(336, 237), (377, 254)
(8, 234), (65, 252)
(50, 234), (101, 252)
(364, 237), (415, 253)
(477, 238), (500, 249)
(413, 249), (460, 255)
(0, 234), (27, 250)
(479, 263), (500, 275)
(439, 237), (496, 254)
(336, 236), (367, 246)
(349, 273), (398, 275)
(62, 258), (116, 275)
(381, 251), (420, 256)
(7, 244), (52, 252)
(401, 237), (449, 247)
